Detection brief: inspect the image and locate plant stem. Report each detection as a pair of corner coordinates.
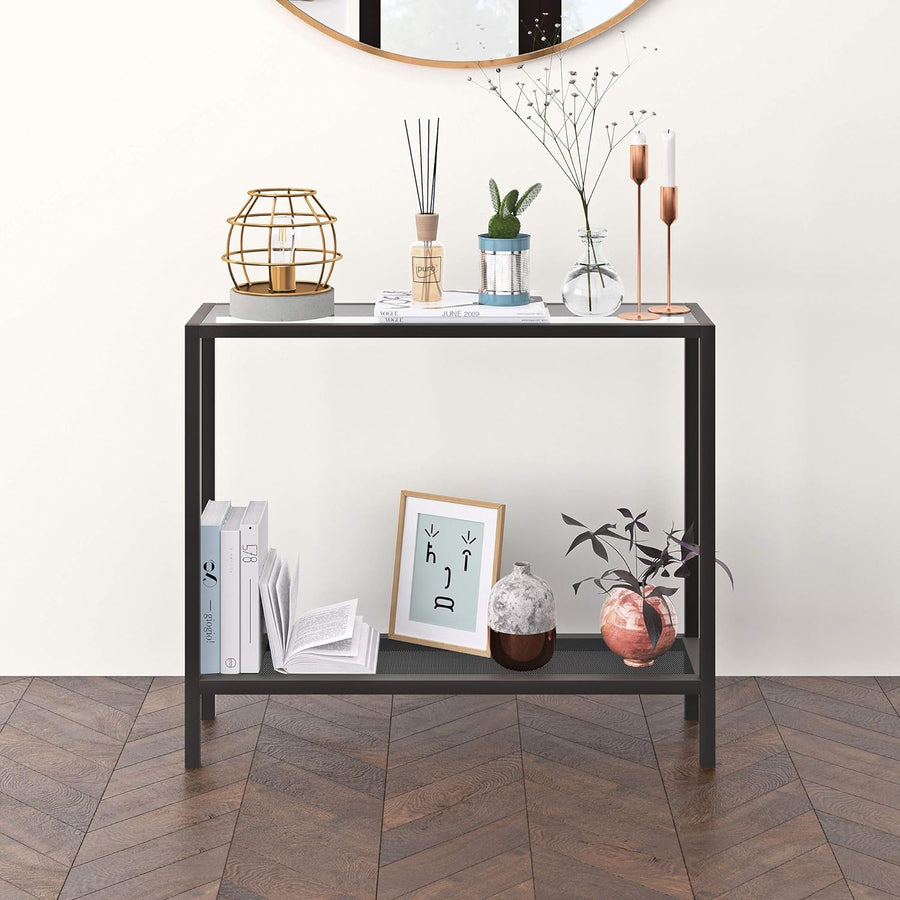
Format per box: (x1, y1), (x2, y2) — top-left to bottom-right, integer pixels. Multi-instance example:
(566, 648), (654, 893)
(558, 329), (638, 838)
(580, 194), (606, 313)
(600, 536), (632, 573)
(581, 196), (593, 313)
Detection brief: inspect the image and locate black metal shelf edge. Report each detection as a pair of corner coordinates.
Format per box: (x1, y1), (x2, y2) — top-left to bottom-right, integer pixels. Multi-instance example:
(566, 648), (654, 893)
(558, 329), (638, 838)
(200, 635), (700, 695)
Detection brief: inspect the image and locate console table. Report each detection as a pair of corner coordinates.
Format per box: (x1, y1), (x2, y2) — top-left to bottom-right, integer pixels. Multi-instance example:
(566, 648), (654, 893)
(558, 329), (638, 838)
(185, 302), (716, 768)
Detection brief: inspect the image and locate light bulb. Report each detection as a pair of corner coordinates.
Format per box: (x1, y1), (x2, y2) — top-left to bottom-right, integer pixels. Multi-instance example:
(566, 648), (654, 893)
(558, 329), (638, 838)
(269, 215), (297, 292)
(270, 215), (295, 263)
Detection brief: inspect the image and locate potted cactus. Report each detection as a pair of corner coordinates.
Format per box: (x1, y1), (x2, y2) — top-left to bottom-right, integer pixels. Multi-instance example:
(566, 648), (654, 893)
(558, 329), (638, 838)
(479, 179), (541, 306)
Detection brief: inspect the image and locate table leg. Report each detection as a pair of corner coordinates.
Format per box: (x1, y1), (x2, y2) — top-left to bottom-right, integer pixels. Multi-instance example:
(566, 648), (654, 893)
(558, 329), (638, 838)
(200, 339), (216, 723)
(184, 331), (202, 768)
(698, 327), (716, 769)
(684, 338), (699, 721)
(201, 339), (215, 512)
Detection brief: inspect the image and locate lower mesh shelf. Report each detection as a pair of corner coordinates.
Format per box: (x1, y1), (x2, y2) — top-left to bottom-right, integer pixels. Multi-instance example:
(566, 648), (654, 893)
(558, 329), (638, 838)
(256, 635), (694, 678)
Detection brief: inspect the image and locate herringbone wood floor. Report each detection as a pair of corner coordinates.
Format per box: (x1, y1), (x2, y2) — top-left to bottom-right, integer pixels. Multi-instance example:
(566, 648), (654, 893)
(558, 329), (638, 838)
(0, 677), (898, 899)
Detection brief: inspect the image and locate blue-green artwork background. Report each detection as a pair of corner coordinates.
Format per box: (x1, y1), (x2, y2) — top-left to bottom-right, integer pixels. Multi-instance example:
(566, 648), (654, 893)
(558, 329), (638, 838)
(409, 513), (485, 632)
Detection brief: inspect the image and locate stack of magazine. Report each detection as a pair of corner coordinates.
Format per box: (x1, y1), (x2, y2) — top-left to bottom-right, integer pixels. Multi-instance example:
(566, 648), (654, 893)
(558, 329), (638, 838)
(259, 549), (379, 674)
(374, 290), (550, 323)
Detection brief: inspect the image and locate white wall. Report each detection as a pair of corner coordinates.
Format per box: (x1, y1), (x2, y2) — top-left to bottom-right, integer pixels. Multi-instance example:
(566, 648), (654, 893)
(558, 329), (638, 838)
(2, 0), (898, 675)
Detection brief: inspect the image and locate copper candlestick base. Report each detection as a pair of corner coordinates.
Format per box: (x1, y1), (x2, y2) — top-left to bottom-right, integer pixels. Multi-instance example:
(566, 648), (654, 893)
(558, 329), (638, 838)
(650, 186), (688, 316)
(619, 145), (659, 322)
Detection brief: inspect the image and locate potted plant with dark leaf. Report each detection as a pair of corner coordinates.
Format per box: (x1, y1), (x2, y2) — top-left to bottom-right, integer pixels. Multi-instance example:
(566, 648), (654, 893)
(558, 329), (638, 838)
(479, 179), (541, 307)
(562, 508), (733, 667)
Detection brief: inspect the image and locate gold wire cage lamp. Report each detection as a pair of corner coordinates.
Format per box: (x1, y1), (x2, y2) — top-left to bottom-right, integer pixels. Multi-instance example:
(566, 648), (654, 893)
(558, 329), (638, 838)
(224, 188), (343, 321)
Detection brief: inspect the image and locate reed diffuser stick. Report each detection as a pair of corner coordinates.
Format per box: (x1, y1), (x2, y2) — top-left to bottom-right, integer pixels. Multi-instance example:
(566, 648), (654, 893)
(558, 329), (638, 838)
(425, 120), (431, 215)
(418, 120), (424, 210)
(430, 119), (440, 213)
(403, 118), (441, 214)
(403, 121), (423, 213)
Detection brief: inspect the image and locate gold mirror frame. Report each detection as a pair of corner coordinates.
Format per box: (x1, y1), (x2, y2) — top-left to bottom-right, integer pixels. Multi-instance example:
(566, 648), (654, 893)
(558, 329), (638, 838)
(274, 0), (651, 69)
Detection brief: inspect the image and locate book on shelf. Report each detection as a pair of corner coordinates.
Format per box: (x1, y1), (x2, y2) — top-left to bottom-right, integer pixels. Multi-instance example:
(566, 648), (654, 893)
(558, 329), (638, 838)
(374, 290), (550, 323)
(259, 549), (379, 674)
(199, 500), (230, 675)
(239, 501), (268, 674)
(219, 505), (245, 674)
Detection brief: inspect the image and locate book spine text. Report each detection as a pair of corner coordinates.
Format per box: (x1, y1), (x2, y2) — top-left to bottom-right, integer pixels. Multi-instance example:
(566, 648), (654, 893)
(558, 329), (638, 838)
(199, 521), (222, 674)
(240, 523), (263, 673)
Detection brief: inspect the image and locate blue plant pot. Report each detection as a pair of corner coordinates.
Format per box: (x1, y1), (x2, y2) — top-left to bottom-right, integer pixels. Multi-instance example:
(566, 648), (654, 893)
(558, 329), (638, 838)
(479, 233), (531, 306)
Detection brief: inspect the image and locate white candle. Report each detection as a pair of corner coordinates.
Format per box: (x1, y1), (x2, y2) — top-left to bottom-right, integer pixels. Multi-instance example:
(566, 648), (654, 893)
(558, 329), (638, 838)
(661, 130), (676, 186)
(631, 131), (647, 145)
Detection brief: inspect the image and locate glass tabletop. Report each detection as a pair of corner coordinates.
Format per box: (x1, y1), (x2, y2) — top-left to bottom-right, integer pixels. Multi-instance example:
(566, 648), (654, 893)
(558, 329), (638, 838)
(197, 302), (704, 328)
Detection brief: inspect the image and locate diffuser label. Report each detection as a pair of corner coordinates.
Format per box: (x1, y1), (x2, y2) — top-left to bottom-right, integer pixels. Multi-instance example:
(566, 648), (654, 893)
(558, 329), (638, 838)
(412, 255), (443, 284)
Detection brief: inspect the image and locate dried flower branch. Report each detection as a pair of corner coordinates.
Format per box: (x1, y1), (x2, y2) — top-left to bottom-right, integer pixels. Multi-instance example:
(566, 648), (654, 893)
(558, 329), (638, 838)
(470, 33), (657, 310)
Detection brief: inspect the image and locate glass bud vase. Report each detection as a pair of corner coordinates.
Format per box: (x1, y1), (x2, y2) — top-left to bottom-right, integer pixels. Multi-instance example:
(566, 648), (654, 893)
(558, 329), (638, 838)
(562, 227), (624, 317)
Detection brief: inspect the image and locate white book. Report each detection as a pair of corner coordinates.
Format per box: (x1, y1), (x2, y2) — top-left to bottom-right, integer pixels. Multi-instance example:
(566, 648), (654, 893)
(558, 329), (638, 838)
(219, 505), (245, 674)
(239, 501), (268, 673)
(374, 291), (550, 323)
(259, 549), (379, 674)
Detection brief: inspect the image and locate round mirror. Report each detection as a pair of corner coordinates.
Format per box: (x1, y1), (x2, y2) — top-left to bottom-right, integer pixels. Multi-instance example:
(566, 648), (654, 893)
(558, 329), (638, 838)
(276, 1), (650, 68)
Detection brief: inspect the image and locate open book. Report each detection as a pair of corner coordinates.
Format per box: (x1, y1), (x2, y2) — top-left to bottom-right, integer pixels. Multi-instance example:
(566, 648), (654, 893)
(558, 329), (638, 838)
(259, 550), (379, 674)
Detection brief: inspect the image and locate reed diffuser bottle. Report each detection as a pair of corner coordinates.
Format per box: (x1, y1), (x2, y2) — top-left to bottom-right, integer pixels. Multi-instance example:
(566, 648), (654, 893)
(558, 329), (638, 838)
(404, 118), (443, 304)
(411, 214), (443, 304)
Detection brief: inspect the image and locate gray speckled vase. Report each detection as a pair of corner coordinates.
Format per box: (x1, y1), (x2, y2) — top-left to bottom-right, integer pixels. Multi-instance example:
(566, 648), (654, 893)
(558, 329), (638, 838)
(488, 562), (556, 671)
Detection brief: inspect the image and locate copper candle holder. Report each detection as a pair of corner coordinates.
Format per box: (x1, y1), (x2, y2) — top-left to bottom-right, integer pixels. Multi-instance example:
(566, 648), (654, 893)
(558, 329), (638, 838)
(619, 143), (659, 322)
(650, 186), (690, 316)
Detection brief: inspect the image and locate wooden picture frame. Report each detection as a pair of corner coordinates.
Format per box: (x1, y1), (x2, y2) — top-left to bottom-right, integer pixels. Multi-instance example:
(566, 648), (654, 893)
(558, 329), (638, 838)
(389, 491), (505, 656)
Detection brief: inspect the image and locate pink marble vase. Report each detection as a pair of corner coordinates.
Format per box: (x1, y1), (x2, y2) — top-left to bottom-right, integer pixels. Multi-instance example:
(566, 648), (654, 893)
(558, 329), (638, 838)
(600, 585), (677, 667)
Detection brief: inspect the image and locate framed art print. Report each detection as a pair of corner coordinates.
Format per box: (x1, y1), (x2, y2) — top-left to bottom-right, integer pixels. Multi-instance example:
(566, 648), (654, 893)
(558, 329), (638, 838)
(389, 491), (505, 656)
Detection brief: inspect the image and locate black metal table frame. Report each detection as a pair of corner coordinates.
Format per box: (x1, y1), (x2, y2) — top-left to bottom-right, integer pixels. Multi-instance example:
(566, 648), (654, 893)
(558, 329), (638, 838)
(185, 303), (716, 768)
